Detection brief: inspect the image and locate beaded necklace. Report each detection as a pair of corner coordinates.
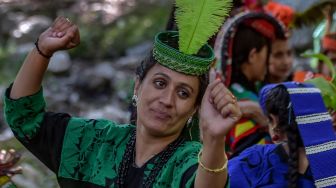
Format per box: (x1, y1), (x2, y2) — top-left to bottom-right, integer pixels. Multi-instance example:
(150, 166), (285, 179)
(116, 130), (185, 188)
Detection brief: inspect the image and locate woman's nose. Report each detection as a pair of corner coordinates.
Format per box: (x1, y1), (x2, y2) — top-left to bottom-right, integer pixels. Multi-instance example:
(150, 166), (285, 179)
(159, 89), (174, 107)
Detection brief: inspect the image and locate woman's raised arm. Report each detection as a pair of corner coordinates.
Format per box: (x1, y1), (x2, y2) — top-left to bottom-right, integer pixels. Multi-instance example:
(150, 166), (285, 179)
(10, 16), (80, 99)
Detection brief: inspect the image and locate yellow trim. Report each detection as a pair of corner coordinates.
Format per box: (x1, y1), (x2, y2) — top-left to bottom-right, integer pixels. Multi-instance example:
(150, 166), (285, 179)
(234, 121), (255, 137)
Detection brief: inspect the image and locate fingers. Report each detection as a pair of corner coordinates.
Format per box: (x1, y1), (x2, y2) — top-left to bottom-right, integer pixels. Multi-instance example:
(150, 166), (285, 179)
(207, 77), (240, 120)
(51, 17), (73, 38)
(220, 103), (242, 121)
(209, 67), (216, 83)
(210, 81), (236, 105)
(66, 25), (80, 48)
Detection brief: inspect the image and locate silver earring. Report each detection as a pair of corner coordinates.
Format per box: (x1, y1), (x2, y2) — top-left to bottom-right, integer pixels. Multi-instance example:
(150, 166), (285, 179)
(187, 117), (193, 140)
(187, 117), (192, 126)
(132, 95), (138, 107)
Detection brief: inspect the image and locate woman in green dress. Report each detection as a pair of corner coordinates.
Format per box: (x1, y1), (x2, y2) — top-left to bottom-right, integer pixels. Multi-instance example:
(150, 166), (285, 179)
(3, 9), (240, 188)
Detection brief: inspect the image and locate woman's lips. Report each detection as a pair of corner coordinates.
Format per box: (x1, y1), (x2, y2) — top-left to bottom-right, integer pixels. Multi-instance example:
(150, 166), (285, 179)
(150, 109), (171, 120)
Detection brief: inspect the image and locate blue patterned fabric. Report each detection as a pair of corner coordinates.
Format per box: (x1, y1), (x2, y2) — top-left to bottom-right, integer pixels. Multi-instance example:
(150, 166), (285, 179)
(259, 82), (336, 188)
(228, 144), (315, 188)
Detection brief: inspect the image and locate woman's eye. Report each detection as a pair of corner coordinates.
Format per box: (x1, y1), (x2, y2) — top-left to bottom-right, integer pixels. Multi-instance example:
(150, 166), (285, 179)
(178, 89), (190, 99)
(154, 80), (166, 88)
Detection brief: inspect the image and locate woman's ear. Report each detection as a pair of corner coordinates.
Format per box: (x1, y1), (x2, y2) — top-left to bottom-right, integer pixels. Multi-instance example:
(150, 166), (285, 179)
(134, 77), (141, 96)
(248, 48), (257, 64)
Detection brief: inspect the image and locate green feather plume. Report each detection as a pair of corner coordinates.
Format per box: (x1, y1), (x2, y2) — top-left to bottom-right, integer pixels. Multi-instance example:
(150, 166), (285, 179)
(292, 0), (336, 28)
(175, 0), (232, 55)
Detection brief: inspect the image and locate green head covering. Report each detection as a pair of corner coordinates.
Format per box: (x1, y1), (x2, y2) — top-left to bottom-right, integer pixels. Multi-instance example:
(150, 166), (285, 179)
(152, 0), (232, 76)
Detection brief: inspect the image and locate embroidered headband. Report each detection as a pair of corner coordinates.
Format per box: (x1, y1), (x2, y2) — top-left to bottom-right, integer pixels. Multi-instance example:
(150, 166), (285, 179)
(153, 31), (214, 76)
(214, 11), (286, 86)
(259, 82), (336, 187)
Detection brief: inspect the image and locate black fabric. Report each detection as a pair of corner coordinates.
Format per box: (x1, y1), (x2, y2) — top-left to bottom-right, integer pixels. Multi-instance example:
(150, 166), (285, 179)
(231, 131), (269, 158)
(181, 164), (197, 188)
(58, 177), (104, 188)
(124, 164), (145, 188)
(20, 112), (71, 173)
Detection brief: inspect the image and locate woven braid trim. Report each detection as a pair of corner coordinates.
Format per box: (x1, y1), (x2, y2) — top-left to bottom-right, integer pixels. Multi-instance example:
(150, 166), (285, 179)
(315, 175), (336, 188)
(287, 87), (321, 94)
(296, 112), (331, 125)
(306, 140), (336, 155)
(153, 49), (210, 76)
(153, 31), (214, 76)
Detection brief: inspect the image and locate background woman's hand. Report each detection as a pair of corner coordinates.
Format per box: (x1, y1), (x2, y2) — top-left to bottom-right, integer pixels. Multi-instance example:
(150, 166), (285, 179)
(37, 16), (80, 56)
(199, 69), (242, 141)
(238, 100), (268, 127)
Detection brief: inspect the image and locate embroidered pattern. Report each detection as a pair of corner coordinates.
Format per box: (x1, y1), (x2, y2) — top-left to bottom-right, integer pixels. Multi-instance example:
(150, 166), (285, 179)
(315, 175), (336, 188)
(305, 140), (336, 155)
(287, 87), (321, 94)
(295, 112), (331, 125)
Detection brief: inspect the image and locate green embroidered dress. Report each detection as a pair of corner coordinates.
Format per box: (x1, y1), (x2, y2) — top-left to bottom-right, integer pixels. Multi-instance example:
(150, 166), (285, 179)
(3, 86), (211, 188)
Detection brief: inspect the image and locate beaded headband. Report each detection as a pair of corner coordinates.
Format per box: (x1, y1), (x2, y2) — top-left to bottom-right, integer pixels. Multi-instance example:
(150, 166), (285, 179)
(153, 31), (215, 76)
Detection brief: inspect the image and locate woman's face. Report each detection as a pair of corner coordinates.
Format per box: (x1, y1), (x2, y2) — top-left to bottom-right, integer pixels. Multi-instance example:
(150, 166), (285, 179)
(268, 114), (287, 144)
(250, 45), (268, 82)
(269, 39), (293, 81)
(135, 64), (199, 137)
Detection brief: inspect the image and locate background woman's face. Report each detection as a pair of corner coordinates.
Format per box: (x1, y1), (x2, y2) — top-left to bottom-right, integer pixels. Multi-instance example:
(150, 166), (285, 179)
(269, 39), (293, 81)
(135, 64), (200, 137)
(250, 45), (268, 82)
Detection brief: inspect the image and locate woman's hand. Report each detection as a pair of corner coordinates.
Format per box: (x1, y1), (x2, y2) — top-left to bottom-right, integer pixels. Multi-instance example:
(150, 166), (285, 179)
(195, 69), (241, 187)
(10, 16), (80, 99)
(37, 16), (80, 57)
(199, 69), (242, 141)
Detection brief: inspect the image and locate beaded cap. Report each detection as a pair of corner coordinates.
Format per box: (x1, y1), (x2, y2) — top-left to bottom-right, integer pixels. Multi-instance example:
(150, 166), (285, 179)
(153, 31), (214, 76)
(151, 0), (232, 76)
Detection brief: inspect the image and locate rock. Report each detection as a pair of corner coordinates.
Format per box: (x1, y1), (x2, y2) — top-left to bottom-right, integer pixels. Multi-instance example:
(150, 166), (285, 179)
(84, 104), (130, 123)
(72, 63), (114, 102)
(15, 43), (34, 56)
(125, 41), (152, 57)
(47, 51), (72, 74)
(12, 15), (52, 44)
(114, 55), (142, 70)
(93, 62), (116, 80)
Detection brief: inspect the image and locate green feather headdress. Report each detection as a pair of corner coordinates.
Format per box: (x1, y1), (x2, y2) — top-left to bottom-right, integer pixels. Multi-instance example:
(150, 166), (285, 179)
(153, 0), (232, 76)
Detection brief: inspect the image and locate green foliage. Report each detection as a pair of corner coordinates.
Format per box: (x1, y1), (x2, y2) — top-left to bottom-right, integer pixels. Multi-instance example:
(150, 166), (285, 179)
(175, 0), (232, 55)
(302, 53), (336, 109)
(0, 43), (24, 85)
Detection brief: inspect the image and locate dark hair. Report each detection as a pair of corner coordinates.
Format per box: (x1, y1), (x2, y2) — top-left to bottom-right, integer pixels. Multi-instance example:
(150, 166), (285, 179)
(231, 25), (271, 88)
(264, 85), (303, 188)
(130, 52), (209, 125)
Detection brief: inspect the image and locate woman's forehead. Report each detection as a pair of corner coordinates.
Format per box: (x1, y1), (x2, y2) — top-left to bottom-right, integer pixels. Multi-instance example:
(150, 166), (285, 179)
(146, 64), (200, 87)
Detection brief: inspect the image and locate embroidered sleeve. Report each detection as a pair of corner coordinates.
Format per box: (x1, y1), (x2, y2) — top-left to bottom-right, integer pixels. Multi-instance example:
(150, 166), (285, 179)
(4, 85), (46, 141)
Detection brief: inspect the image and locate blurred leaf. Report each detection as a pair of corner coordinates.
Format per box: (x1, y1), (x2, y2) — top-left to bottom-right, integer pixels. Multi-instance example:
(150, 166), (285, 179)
(303, 52), (336, 109)
(306, 77), (336, 109)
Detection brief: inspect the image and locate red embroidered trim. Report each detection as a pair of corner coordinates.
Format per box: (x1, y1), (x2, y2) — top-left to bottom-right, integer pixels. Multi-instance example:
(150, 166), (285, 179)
(244, 19), (276, 39)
